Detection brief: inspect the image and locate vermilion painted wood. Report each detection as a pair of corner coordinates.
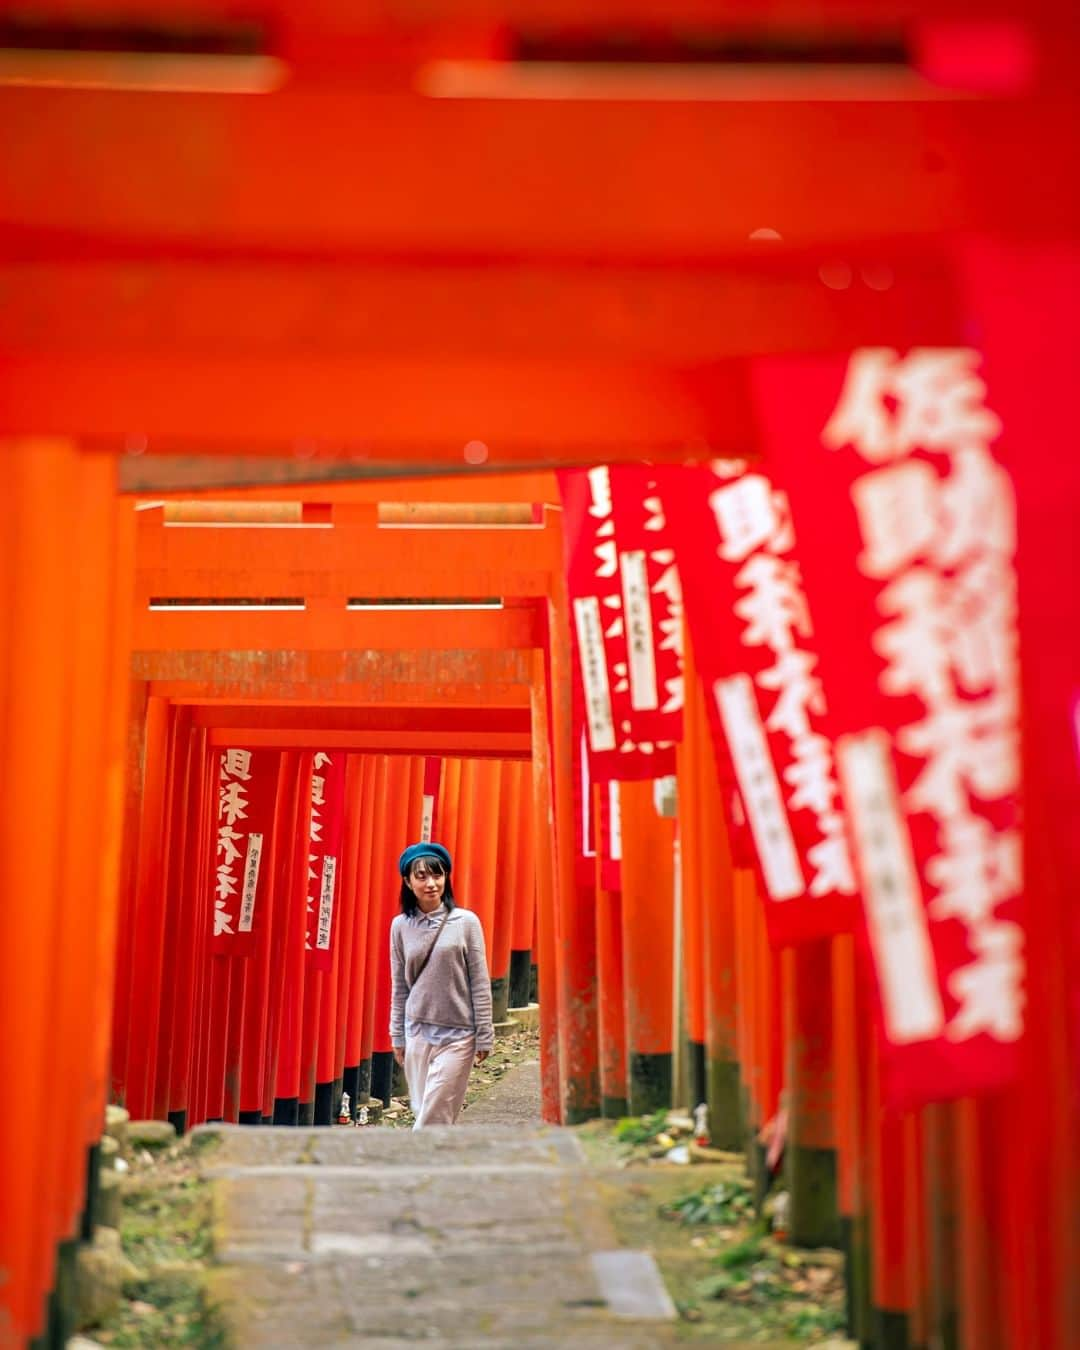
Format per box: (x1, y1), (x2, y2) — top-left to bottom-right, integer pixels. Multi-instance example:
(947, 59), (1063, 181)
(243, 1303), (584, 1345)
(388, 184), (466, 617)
(315, 769), (351, 1095)
(509, 764), (536, 955)
(202, 957), (231, 1123)
(594, 789), (628, 1114)
(695, 668), (743, 1145)
(140, 654), (534, 709)
(204, 728), (529, 756)
(238, 774), (278, 1116)
(84, 492), (137, 1155)
(261, 752), (301, 1118)
(5, 445), (100, 1337)
(173, 731), (212, 1125)
(732, 869), (757, 1136)
(120, 696), (172, 1119)
(5, 89), (1065, 263)
(966, 244), (1080, 1350)
(547, 577), (600, 1122)
(529, 652), (563, 1124)
(133, 602), (541, 653)
(330, 757), (365, 1091)
(370, 756), (417, 1060)
(223, 960), (246, 1122)
(455, 758), (500, 960)
(153, 472), (559, 506)
(904, 1111), (930, 1348)
(676, 642), (707, 1055)
(831, 936), (862, 1223)
(194, 703), (530, 736)
(108, 680), (148, 1106)
(594, 884), (628, 1115)
(491, 758), (522, 997)
(343, 757), (376, 1079)
(154, 718), (196, 1120)
(767, 923), (784, 1135)
(618, 780), (676, 1078)
(868, 1049), (916, 1332)
(358, 756), (391, 1074)
(0, 256), (966, 381)
(298, 968), (323, 1117)
(273, 754), (314, 1106)
(135, 510), (559, 598)
(439, 757), (463, 866)
(49, 451), (117, 1265)
(406, 755), (425, 845)
(784, 942), (837, 1153)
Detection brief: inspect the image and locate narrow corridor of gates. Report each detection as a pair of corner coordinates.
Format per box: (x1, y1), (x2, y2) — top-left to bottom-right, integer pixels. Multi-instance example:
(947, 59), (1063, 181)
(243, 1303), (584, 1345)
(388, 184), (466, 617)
(2, 4), (1079, 1348)
(1, 460), (1074, 1349)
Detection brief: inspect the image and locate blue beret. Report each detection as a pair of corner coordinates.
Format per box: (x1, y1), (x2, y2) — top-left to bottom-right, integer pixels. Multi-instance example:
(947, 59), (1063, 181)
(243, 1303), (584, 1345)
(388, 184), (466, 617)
(398, 841), (452, 877)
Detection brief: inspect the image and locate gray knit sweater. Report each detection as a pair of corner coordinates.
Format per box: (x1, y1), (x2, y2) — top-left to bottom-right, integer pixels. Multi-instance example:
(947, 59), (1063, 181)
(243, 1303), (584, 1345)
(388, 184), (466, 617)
(389, 906), (495, 1053)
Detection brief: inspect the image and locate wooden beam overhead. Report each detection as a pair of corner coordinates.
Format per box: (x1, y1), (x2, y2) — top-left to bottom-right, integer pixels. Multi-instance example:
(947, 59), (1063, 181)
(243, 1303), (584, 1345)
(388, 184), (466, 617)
(205, 726), (530, 756)
(134, 513), (560, 600)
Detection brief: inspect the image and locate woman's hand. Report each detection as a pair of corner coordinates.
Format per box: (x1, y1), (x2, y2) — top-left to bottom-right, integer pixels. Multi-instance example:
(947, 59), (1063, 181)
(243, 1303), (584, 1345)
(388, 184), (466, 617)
(393, 1046), (405, 1068)
(475, 1049), (491, 1065)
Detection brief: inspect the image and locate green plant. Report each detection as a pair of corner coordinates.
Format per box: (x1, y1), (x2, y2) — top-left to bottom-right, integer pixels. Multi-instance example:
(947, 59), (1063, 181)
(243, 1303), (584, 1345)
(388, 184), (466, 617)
(613, 1109), (670, 1146)
(785, 1302), (847, 1339)
(661, 1179), (753, 1227)
(715, 1234), (765, 1270)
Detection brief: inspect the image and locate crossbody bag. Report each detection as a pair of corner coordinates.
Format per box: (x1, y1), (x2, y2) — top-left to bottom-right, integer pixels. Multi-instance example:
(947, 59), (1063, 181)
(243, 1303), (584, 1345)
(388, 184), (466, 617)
(408, 912), (450, 991)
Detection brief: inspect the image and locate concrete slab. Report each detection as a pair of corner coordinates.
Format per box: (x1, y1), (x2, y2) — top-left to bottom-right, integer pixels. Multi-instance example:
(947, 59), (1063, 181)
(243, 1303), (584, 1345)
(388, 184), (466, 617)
(205, 1122), (680, 1347)
(589, 1250), (678, 1320)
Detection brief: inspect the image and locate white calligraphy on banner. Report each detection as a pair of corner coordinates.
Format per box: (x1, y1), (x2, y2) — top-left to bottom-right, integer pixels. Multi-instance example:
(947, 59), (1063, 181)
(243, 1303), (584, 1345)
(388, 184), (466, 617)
(827, 348), (1023, 1044)
(709, 474), (855, 901)
(215, 748), (252, 936)
(307, 751), (332, 951)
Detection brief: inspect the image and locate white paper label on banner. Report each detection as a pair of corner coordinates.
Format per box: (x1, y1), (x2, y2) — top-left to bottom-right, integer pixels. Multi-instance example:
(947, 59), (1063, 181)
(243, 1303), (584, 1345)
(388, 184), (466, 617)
(715, 674), (804, 901)
(420, 794), (434, 843)
(608, 781), (623, 861)
(836, 730), (945, 1043)
(620, 549), (659, 711)
(238, 832), (263, 933)
(316, 855), (337, 950)
(574, 595), (616, 752)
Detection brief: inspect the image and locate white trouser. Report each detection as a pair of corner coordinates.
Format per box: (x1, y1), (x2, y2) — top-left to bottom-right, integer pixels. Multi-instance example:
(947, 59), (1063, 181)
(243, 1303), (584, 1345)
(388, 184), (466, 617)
(404, 1035), (476, 1129)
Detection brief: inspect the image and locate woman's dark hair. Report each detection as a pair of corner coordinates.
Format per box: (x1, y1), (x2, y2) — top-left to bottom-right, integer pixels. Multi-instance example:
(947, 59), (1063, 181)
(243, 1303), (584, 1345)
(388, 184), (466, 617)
(399, 855), (456, 916)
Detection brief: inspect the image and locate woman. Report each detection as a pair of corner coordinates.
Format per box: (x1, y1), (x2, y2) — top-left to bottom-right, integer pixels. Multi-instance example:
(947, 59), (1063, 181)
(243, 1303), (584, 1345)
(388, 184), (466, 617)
(389, 842), (494, 1129)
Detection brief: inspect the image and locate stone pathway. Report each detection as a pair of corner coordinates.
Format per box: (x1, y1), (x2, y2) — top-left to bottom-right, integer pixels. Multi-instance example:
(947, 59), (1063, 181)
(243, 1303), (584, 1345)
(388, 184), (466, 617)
(460, 1058), (542, 1127)
(202, 1123), (679, 1347)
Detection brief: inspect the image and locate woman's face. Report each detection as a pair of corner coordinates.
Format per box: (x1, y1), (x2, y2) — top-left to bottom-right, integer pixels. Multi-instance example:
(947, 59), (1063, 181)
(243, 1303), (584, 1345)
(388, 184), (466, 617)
(408, 860), (446, 909)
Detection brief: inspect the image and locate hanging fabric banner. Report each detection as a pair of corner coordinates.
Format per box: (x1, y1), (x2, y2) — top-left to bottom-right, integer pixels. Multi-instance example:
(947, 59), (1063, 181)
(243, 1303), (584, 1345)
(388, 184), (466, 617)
(661, 464), (859, 946)
(211, 747), (278, 957)
(755, 347), (1024, 1105)
(305, 750), (347, 972)
(558, 464), (682, 781)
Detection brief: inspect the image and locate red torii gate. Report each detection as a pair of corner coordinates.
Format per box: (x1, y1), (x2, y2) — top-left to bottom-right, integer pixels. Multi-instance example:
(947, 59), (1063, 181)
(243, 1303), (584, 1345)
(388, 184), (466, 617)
(0, 2), (1077, 1346)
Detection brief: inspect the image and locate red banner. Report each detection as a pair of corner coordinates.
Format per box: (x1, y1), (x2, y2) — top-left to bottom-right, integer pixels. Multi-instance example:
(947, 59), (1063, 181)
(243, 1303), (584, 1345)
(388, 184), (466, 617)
(212, 748), (278, 957)
(305, 750), (346, 972)
(755, 348), (1024, 1105)
(662, 463), (859, 946)
(558, 465), (682, 781)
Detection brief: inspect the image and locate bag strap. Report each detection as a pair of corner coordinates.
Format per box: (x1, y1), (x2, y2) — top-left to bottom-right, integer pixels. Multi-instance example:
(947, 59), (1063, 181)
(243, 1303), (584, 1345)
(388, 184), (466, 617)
(410, 911), (450, 989)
